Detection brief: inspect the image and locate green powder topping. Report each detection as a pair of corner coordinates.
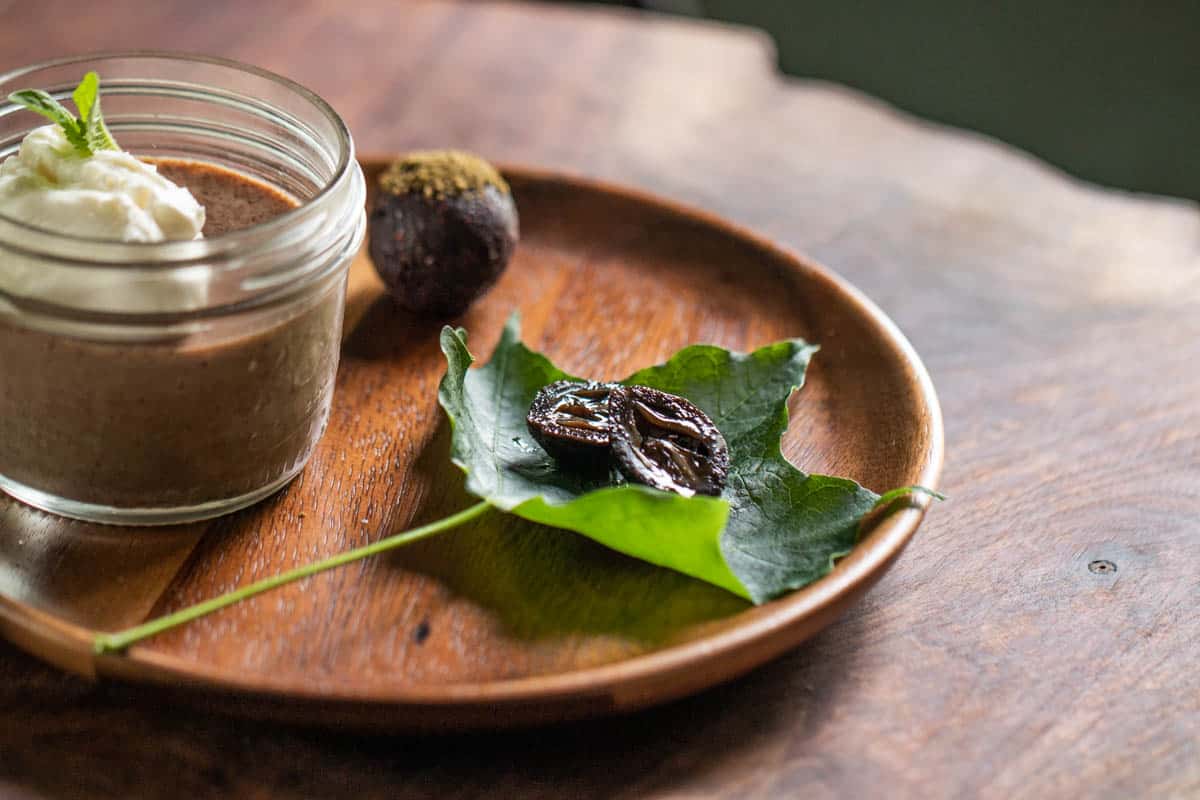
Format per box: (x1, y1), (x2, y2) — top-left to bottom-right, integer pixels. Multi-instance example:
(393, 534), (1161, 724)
(379, 150), (510, 200)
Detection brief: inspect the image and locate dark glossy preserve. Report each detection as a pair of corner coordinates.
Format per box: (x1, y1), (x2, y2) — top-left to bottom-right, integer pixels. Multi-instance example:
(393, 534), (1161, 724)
(526, 380), (617, 466)
(608, 385), (729, 496)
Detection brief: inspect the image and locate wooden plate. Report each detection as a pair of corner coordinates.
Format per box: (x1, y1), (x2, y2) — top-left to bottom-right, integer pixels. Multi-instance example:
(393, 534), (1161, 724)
(0, 158), (943, 729)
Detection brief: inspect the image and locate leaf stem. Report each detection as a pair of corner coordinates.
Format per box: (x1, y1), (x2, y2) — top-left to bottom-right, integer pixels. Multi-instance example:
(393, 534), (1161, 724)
(92, 501), (492, 655)
(871, 485), (945, 508)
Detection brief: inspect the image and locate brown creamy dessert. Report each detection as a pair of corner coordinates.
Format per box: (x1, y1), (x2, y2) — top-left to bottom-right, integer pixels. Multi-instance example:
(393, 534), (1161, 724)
(0, 161), (344, 510)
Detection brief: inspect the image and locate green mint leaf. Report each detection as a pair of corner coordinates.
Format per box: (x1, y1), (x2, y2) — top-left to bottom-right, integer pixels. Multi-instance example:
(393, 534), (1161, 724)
(7, 89), (89, 155)
(7, 73), (120, 157)
(72, 71), (98, 126)
(76, 71), (119, 152)
(439, 314), (931, 604)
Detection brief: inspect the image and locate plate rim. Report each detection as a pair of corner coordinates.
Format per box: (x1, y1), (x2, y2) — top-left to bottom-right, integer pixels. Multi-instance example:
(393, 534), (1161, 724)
(1, 158), (945, 719)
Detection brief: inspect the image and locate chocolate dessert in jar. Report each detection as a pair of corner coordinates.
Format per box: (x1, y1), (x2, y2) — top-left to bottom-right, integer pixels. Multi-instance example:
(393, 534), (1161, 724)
(0, 54), (366, 524)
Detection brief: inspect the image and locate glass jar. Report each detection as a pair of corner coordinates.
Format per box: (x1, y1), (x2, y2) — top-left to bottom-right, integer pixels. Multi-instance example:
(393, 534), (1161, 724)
(0, 53), (366, 525)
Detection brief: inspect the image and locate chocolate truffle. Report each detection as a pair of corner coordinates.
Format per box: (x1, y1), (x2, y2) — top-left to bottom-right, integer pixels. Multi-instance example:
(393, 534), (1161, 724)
(368, 150), (518, 317)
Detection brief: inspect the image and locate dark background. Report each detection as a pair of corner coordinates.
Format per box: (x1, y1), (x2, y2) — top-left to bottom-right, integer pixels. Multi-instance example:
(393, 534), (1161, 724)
(578, 0), (1200, 200)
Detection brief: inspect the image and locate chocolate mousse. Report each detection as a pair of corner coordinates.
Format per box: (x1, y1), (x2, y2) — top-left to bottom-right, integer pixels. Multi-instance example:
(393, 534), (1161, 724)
(0, 161), (344, 514)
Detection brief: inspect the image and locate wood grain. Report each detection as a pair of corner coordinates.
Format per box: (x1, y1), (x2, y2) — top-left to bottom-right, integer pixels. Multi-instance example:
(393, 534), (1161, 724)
(0, 1), (1197, 799)
(0, 160), (940, 726)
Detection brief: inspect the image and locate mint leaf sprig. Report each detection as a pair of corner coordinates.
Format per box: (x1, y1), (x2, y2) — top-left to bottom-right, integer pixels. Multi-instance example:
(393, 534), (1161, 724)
(7, 71), (120, 157)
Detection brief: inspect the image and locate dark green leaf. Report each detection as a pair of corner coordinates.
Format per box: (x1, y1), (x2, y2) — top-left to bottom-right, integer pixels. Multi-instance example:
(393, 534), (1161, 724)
(620, 337), (885, 603)
(439, 314), (925, 604)
(438, 320), (741, 597)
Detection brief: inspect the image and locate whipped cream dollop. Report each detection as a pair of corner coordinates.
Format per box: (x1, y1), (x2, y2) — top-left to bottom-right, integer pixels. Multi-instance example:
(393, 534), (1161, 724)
(0, 125), (205, 241)
(0, 125), (211, 320)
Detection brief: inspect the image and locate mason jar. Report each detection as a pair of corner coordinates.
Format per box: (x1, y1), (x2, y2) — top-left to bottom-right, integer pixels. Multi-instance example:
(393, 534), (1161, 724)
(0, 53), (366, 525)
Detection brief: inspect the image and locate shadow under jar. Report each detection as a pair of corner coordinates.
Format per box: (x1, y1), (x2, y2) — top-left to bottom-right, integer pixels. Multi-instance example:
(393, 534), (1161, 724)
(0, 53), (366, 525)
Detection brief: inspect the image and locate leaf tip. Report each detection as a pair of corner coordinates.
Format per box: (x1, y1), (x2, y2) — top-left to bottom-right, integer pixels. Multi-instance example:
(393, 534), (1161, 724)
(501, 310), (523, 341)
(439, 323), (468, 350)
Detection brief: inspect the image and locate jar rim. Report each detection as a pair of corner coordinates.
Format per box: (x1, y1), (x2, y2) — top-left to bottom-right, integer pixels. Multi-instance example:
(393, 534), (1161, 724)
(0, 50), (355, 263)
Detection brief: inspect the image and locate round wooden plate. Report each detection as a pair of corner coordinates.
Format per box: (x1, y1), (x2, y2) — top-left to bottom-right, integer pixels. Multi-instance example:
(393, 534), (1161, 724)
(0, 158), (943, 729)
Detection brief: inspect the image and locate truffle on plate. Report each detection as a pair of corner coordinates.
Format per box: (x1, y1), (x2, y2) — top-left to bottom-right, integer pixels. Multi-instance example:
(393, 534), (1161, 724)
(368, 150), (519, 317)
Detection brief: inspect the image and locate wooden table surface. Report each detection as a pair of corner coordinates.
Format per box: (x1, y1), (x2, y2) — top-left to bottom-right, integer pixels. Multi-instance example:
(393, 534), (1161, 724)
(1, 1), (1197, 798)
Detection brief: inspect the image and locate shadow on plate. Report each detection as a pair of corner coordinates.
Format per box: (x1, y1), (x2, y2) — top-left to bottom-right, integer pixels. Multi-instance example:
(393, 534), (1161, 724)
(0, 499), (205, 630)
(379, 420), (750, 646)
